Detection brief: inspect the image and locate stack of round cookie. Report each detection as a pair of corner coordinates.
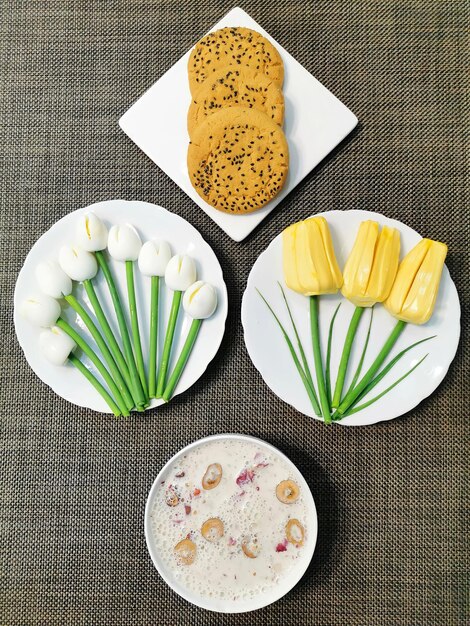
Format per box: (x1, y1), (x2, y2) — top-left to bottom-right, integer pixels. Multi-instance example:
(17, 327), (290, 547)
(187, 27), (289, 215)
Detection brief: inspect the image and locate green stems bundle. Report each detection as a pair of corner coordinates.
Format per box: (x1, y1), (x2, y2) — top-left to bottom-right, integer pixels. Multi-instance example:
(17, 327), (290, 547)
(334, 334), (435, 419)
(334, 320), (406, 417)
(56, 318), (129, 416)
(83, 279), (131, 390)
(64, 293), (134, 412)
(68, 354), (122, 417)
(331, 306), (364, 408)
(95, 250), (147, 410)
(155, 254), (197, 398)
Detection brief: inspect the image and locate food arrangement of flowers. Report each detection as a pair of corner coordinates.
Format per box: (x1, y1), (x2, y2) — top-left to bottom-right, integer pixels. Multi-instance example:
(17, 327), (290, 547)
(258, 216), (448, 423)
(20, 213), (218, 416)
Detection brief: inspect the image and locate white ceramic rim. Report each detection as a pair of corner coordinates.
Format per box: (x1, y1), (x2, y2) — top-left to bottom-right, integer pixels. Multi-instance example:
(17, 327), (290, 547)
(144, 433), (318, 613)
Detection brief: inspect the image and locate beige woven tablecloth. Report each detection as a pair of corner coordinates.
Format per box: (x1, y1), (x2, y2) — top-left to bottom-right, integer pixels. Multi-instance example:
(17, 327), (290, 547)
(1, 1), (468, 624)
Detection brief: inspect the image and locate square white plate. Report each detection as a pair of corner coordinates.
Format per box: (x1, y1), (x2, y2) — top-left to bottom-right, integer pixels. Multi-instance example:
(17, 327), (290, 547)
(119, 6), (358, 242)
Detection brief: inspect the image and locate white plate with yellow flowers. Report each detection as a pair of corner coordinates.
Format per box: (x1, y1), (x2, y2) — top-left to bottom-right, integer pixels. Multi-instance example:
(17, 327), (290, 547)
(14, 200), (228, 415)
(241, 210), (460, 426)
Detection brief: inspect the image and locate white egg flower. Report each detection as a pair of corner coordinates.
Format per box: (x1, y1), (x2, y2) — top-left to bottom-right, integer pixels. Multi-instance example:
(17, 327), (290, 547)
(183, 281), (217, 319)
(75, 212), (108, 252)
(59, 245), (98, 282)
(39, 326), (76, 366)
(138, 240), (172, 277)
(35, 260), (72, 298)
(165, 254), (196, 291)
(108, 224), (142, 262)
(20, 294), (61, 327)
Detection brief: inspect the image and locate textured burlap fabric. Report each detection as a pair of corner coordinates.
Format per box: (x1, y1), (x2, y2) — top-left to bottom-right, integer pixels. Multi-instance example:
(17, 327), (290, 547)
(1, 1), (468, 624)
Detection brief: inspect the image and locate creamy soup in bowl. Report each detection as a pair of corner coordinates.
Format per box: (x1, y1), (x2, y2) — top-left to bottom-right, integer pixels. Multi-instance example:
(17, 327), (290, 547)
(144, 434), (317, 612)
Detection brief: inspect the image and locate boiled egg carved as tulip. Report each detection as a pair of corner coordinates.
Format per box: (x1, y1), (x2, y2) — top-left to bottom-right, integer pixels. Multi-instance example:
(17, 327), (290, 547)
(156, 254), (197, 398)
(162, 280), (217, 402)
(138, 240), (172, 397)
(39, 325), (122, 417)
(107, 224), (148, 402)
(75, 212), (108, 252)
(74, 214), (147, 411)
(57, 245), (134, 413)
(21, 293), (128, 416)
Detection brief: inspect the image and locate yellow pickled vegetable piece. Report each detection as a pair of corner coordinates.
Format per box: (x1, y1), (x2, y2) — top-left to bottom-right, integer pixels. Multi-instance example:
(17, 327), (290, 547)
(283, 217), (342, 296)
(342, 221), (401, 307)
(385, 238), (447, 324)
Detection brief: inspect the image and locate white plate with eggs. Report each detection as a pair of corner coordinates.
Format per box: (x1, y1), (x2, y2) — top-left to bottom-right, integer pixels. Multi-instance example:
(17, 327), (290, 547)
(14, 199), (228, 413)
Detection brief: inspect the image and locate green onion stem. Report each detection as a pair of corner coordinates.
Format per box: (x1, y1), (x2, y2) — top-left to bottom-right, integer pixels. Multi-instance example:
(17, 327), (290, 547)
(148, 275), (159, 398)
(126, 260), (148, 400)
(336, 320), (407, 416)
(278, 283), (321, 416)
(333, 333), (436, 420)
(310, 296), (332, 424)
(156, 290), (182, 398)
(342, 354), (429, 417)
(95, 250), (146, 410)
(83, 279), (132, 390)
(325, 302), (342, 408)
(343, 306), (374, 400)
(257, 289), (321, 416)
(332, 305), (364, 409)
(162, 318), (202, 402)
(68, 353), (121, 417)
(56, 318), (129, 417)
(64, 293), (134, 412)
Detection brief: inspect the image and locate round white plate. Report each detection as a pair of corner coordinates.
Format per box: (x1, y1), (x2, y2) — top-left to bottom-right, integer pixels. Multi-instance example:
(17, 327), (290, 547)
(14, 200), (228, 413)
(241, 210), (460, 426)
(144, 434), (317, 613)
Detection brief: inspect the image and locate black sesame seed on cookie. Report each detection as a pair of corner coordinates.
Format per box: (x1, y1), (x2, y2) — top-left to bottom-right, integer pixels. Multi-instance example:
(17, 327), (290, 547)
(188, 27), (284, 96)
(187, 107), (289, 215)
(187, 66), (284, 136)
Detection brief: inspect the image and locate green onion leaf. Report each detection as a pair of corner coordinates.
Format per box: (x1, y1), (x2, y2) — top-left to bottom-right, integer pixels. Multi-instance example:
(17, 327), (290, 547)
(309, 296), (332, 424)
(257, 289), (321, 417)
(342, 354), (429, 417)
(342, 306), (374, 400)
(332, 333), (435, 420)
(332, 305), (364, 408)
(277, 282), (321, 416)
(325, 302), (342, 408)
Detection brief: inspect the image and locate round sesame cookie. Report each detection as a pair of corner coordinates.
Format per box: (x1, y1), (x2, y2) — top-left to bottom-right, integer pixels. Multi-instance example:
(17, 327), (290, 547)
(187, 66), (285, 137)
(187, 107), (289, 214)
(188, 27), (284, 96)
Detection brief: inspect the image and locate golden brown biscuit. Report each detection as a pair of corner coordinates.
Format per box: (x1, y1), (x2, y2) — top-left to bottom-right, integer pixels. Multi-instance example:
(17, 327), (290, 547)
(187, 66), (285, 137)
(188, 27), (284, 96)
(187, 107), (289, 214)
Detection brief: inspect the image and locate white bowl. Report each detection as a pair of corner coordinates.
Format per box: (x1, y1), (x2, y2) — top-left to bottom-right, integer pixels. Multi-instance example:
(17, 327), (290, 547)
(144, 434), (318, 613)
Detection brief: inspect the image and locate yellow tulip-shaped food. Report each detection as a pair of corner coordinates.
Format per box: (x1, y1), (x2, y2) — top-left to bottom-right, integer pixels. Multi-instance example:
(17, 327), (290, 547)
(336, 236), (448, 417)
(282, 217), (342, 423)
(283, 217), (343, 296)
(332, 221), (401, 408)
(384, 238), (447, 324)
(342, 221), (401, 307)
